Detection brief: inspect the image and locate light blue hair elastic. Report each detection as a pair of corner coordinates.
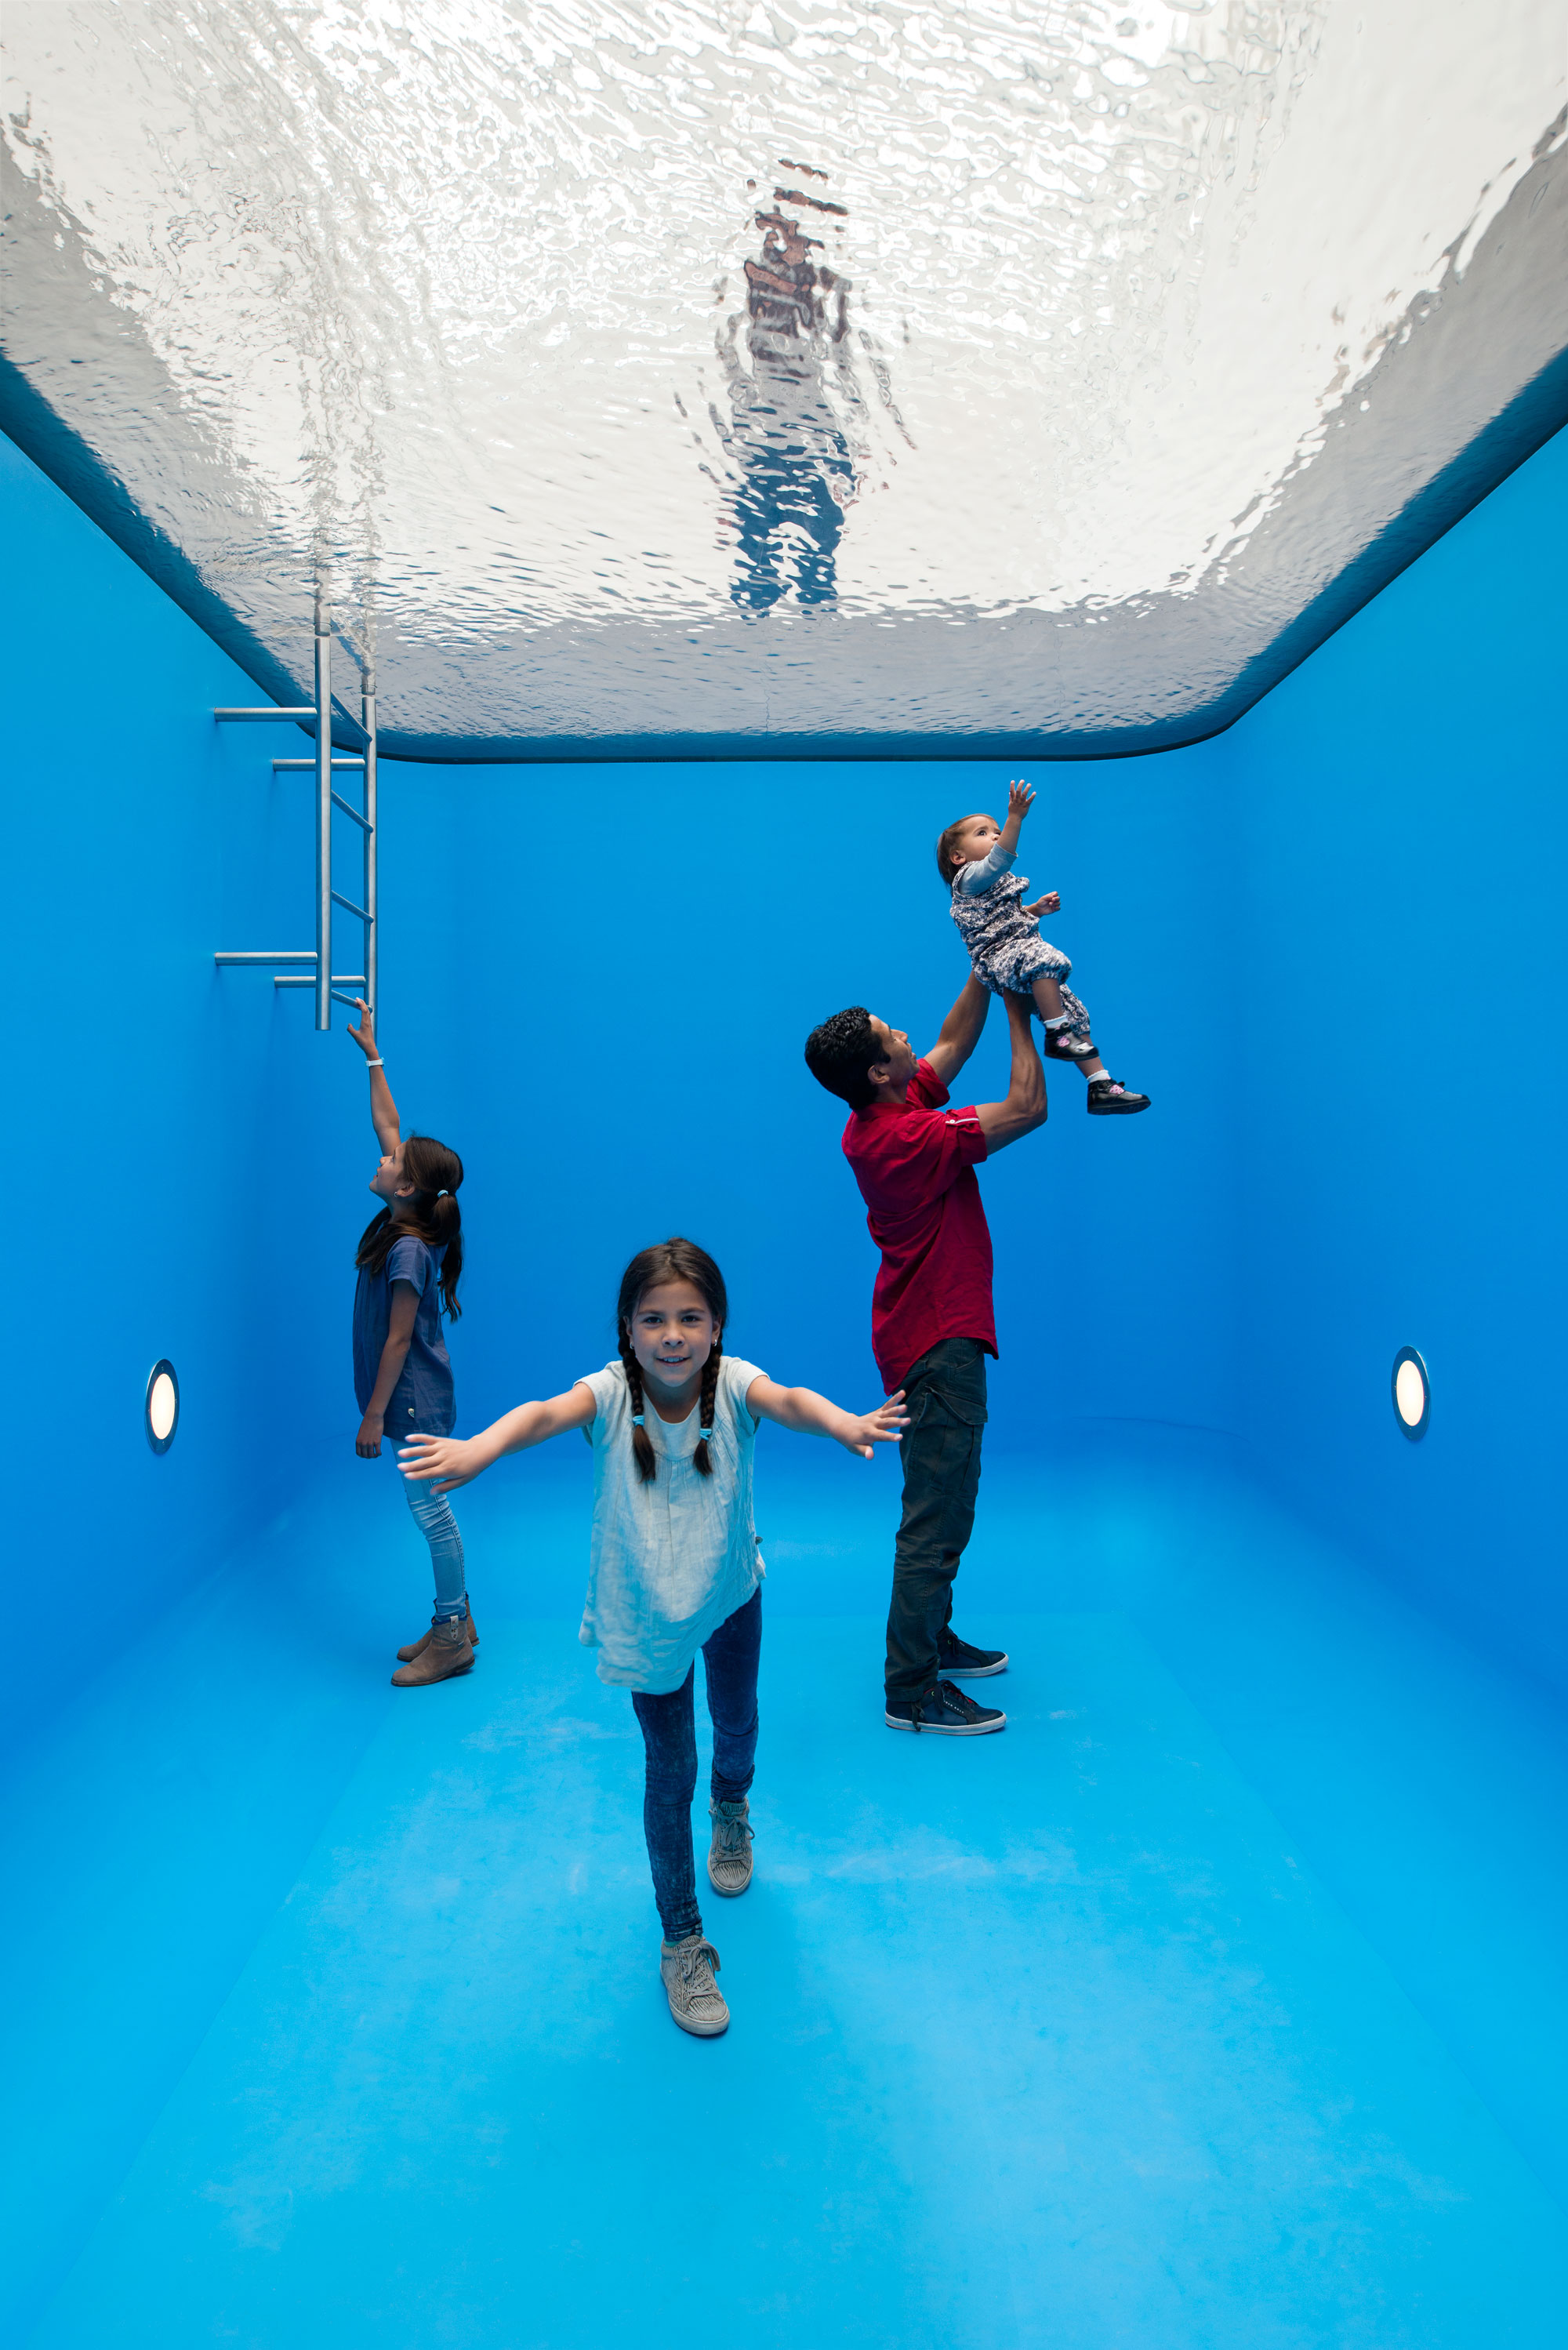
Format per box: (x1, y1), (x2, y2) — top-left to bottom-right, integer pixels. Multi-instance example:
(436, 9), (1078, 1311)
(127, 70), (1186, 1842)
(631, 1413), (644, 1427)
(699, 1427), (713, 1442)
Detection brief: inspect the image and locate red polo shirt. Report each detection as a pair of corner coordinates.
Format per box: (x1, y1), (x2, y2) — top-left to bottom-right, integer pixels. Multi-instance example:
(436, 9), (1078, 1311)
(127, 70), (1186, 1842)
(841, 1056), (996, 1393)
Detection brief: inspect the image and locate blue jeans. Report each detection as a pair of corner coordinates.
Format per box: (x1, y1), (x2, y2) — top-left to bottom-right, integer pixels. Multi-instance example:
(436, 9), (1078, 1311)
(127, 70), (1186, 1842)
(401, 1436), (467, 1621)
(631, 1588), (761, 1942)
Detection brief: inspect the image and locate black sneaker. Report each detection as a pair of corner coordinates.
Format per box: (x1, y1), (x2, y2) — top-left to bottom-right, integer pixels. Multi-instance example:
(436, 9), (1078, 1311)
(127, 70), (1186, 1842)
(937, 1629), (1008, 1678)
(885, 1680), (1007, 1735)
(1087, 1076), (1150, 1114)
(1043, 1026), (1099, 1062)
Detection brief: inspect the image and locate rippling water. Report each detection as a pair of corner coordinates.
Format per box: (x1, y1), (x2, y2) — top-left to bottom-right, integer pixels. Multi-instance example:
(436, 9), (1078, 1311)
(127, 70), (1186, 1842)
(2, 2), (1564, 752)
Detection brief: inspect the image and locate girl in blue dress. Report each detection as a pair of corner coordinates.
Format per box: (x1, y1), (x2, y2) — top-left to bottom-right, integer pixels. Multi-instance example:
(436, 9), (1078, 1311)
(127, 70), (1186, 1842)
(347, 1001), (473, 1687)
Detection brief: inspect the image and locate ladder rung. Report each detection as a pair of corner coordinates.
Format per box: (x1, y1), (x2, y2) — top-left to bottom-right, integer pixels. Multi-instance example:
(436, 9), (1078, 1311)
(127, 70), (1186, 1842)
(213, 707), (315, 722)
(330, 793), (373, 831)
(214, 950), (316, 965)
(330, 892), (374, 924)
(272, 758), (365, 772)
(274, 974), (365, 989)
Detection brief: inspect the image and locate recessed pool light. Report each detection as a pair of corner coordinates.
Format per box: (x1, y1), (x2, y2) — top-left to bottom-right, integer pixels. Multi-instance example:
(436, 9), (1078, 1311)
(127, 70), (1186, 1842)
(146, 1360), (180, 1454)
(1392, 1346), (1429, 1440)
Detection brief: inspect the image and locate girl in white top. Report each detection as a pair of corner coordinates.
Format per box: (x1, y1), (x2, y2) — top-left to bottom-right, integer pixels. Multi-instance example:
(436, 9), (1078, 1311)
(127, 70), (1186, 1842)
(400, 1235), (906, 2040)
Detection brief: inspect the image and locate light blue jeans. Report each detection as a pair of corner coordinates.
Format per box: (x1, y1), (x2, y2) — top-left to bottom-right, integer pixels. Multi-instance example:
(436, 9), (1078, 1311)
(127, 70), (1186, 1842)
(400, 1436), (468, 1622)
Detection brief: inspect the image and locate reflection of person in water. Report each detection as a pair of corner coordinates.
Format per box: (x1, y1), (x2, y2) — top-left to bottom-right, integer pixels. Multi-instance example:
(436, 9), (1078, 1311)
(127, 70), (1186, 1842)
(719, 180), (858, 611)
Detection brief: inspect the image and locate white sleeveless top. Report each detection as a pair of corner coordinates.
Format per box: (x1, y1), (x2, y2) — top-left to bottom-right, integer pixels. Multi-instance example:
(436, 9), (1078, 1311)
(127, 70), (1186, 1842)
(574, 1355), (768, 1693)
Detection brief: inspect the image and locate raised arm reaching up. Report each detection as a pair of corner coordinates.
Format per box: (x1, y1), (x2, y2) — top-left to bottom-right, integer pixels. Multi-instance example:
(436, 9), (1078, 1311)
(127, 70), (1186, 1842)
(971, 989), (1047, 1153)
(924, 972), (991, 1091)
(347, 998), (401, 1157)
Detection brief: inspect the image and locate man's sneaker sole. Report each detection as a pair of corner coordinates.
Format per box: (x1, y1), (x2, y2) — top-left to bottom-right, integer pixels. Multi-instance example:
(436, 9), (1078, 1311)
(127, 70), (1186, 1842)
(884, 1705), (1007, 1734)
(938, 1655), (1008, 1678)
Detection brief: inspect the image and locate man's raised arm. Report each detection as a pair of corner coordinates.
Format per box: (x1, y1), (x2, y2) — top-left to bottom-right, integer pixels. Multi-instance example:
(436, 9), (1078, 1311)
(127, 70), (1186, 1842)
(924, 973), (991, 1090)
(971, 991), (1047, 1153)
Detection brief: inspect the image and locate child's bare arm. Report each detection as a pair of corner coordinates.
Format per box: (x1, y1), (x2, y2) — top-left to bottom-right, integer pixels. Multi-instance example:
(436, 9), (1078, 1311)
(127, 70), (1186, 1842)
(996, 777), (1036, 859)
(399, 1383), (598, 1494)
(347, 999), (400, 1154)
(745, 1377), (909, 1459)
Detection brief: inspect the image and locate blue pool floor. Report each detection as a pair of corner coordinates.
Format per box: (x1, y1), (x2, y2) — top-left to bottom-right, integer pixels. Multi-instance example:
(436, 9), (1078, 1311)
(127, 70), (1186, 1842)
(5, 1440), (1568, 2347)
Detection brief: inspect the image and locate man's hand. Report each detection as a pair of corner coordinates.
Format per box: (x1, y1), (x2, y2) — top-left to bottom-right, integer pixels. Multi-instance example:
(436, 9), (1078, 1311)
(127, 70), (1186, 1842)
(357, 1412), (384, 1458)
(1022, 890), (1060, 918)
(401, 1433), (484, 1495)
(1007, 778), (1036, 827)
(835, 1392), (909, 1459)
(347, 999), (378, 1059)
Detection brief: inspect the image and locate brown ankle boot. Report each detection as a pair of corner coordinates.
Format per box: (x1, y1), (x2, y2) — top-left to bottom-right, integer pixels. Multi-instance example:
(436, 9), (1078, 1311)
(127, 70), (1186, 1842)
(397, 1606), (480, 1664)
(390, 1615), (474, 1687)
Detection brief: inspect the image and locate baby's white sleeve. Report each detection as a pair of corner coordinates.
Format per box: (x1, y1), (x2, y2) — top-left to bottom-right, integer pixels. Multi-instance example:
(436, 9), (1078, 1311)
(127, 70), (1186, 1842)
(960, 842), (1017, 894)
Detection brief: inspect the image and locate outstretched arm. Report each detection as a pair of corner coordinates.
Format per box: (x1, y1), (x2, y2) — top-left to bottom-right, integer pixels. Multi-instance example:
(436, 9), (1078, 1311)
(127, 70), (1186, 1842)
(347, 999), (400, 1157)
(745, 1377), (909, 1459)
(924, 973), (991, 1089)
(399, 1382), (598, 1495)
(971, 990), (1047, 1154)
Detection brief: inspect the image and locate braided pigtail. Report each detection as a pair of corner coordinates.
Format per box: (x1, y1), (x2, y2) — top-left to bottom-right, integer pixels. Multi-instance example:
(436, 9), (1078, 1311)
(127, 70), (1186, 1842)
(692, 1342), (724, 1479)
(617, 1328), (659, 1484)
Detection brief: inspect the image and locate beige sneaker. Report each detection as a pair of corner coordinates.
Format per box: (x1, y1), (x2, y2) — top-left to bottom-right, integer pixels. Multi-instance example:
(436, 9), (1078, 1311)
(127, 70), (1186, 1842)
(397, 1606), (479, 1663)
(706, 1799), (754, 1898)
(390, 1615), (474, 1687)
(659, 1934), (729, 2036)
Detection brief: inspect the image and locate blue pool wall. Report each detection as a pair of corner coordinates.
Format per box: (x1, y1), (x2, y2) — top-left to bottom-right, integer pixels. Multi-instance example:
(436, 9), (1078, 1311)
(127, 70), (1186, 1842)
(2, 423), (1564, 1735)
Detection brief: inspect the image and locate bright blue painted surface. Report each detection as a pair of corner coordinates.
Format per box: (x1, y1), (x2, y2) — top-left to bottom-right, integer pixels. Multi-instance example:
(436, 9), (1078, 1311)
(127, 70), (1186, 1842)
(1, 424), (1564, 2346)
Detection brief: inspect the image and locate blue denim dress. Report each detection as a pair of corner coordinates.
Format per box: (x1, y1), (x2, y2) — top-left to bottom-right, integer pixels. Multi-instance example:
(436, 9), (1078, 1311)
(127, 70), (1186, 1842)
(352, 1229), (455, 1436)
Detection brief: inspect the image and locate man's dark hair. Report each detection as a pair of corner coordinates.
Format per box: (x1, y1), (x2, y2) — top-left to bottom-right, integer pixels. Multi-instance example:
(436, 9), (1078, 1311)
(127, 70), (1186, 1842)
(804, 1005), (883, 1111)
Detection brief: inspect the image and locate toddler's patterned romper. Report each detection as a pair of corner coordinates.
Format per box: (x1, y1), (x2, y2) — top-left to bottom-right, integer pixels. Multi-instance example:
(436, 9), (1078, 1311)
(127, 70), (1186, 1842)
(950, 841), (1092, 1041)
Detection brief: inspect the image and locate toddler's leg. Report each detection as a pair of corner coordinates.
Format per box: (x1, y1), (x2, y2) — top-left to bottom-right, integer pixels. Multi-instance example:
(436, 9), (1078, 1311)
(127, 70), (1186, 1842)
(632, 1672), (703, 1944)
(1031, 969), (1065, 1024)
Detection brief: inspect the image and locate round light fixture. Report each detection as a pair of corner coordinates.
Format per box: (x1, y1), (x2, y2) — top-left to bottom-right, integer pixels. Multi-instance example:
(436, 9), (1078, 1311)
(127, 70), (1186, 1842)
(145, 1360), (180, 1454)
(1392, 1346), (1429, 1440)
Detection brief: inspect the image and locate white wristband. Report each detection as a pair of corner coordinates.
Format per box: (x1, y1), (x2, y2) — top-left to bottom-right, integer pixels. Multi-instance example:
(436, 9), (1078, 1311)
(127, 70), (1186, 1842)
(364, 1058), (383, 1068)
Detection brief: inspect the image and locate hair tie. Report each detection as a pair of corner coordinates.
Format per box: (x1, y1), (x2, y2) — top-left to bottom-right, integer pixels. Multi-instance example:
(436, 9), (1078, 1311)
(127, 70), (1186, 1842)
(699, 1426), (713, 1442)
(631, 1413), (644, 1427)
(436, 1188), (449, 1197)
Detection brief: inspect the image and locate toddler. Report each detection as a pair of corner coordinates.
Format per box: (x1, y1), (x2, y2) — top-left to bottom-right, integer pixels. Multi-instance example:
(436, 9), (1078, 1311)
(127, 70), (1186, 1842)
(937, 779), (1149, 1114)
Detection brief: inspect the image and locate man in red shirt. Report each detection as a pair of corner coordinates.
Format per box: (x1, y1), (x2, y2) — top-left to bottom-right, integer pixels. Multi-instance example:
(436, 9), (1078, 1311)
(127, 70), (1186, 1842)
(804, 978), (1047, 1734)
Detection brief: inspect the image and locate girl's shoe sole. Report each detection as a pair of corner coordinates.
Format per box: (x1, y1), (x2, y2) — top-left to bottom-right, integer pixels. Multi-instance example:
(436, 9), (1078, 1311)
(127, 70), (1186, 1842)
(669, 2008), (730, 2037)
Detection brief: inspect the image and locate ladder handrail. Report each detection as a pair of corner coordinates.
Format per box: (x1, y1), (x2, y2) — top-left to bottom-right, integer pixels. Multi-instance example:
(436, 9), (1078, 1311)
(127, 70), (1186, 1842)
(213, 612), (379, 1030)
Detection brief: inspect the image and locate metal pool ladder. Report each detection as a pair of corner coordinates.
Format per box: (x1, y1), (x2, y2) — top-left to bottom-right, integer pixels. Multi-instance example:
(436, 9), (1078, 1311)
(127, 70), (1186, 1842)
(212, 597), (377, 1030)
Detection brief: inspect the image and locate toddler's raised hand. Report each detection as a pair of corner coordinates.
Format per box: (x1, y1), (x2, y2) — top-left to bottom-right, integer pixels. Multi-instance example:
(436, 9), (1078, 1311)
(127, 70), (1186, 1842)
(1007, 778), (1036, 826)
(1022, 889), (1060, 918)
(837, 1390), (910, 1460)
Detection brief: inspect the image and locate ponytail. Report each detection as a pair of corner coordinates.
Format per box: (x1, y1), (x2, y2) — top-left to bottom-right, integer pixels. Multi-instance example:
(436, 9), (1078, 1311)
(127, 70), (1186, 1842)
(355, 1133), (465, 1318)
(613, 1237), (730, 1483)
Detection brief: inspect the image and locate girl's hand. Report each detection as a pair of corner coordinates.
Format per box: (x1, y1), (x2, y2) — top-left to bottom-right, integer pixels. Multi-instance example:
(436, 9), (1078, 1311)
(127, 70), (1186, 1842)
(1022, 889), (1060, 917)
(837, 1391), (909, 1460)
(1007, 778), (1035, 826)
(347, 999), (377, 1058)
(401, 1433), (483, 1495)
(356, 1412), (384, 1458)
